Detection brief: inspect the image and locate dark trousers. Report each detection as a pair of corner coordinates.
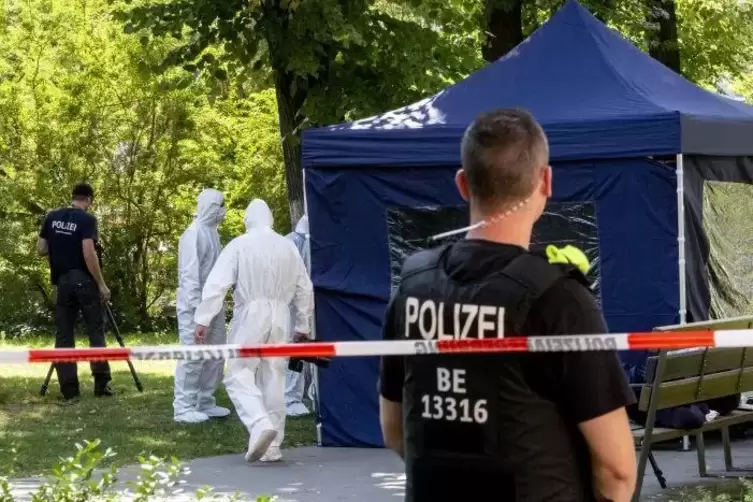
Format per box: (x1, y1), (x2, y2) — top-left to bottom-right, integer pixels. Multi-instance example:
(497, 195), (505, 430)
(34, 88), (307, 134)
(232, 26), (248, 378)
(54, 270), (111, 398)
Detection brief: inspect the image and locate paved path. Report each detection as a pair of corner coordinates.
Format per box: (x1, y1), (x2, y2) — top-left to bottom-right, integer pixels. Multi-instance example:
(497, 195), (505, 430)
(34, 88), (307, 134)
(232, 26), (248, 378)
(641, 436), (753, 500)
(10, 438), (753, 501)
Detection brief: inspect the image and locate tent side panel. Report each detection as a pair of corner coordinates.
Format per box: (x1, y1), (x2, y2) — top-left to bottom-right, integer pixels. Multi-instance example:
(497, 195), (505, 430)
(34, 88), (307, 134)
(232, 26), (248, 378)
(684, 156), (753, 322)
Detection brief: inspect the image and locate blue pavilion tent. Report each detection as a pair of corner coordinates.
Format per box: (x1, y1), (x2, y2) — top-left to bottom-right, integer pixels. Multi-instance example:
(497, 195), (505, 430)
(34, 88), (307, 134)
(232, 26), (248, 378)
(301, 0), (753, 447)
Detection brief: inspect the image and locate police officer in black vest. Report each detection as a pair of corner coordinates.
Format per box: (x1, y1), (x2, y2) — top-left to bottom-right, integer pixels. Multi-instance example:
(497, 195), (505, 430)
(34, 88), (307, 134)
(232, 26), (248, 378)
(379, 110), (637, 502)
(37, 183), (113, 400)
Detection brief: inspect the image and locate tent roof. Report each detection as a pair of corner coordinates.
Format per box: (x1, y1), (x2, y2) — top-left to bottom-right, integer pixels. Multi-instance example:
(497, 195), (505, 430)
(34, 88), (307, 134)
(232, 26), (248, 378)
(303, 0), (753, 168)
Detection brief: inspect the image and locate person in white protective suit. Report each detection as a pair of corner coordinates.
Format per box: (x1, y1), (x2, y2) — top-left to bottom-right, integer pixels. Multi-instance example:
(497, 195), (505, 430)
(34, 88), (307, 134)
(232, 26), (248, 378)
(173, 188), (231, 424)
(194, 199), (313, 463)
(284, 215), (314, 417)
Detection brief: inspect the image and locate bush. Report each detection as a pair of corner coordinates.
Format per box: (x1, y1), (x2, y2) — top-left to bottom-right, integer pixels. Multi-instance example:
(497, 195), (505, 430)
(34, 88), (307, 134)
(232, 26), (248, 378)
(0, 440), (275, 502)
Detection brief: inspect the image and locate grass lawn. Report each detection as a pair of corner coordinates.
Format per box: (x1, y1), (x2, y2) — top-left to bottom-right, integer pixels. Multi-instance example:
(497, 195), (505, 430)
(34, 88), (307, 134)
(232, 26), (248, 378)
(647, 479), (753, 501)
(0, 332), (317, 478)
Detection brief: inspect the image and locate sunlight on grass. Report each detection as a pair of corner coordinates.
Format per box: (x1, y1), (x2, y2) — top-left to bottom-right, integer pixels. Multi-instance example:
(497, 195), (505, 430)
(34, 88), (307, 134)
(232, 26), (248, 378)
(0, 332), (317, 477)
(0, 330), (179, 349)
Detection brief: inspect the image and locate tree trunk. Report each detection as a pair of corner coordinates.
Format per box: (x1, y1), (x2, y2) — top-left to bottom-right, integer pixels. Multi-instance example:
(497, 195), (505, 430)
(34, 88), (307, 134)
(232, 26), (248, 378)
(482, 0), (524, 63)
(646, 0), (682, 74)
(273, 69), (306, 226)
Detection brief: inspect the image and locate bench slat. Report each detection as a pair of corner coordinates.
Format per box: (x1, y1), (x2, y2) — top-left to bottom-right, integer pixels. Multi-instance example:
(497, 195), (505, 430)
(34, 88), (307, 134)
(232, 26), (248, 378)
(632, 426), (687, 444)
(638, 368), (753, 411)
(632, 409), (753, 445)
(645, 348), (753, 383)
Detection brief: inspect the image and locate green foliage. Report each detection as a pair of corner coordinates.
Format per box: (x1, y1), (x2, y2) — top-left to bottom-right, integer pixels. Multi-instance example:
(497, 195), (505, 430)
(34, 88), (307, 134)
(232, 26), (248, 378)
(0, 0), (287, 334)
(732, 71), (753, 105)
(118, 0), (485, 132)
(116, 0), (481, 226)
(676, 0), (753, 87)
(494, 0), (753, 89)
(523, 0), (644, 33)
(0, 440), (266, 501)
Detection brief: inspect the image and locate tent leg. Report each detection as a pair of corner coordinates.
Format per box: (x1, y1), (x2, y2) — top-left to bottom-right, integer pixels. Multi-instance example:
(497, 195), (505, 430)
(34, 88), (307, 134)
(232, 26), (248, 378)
(676, 153), (687, 325)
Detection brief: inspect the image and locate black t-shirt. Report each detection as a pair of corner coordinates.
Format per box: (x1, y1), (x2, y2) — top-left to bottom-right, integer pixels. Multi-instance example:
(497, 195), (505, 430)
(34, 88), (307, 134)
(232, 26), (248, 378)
(39, 207), (98, 285)
(379, 240), (635, 502)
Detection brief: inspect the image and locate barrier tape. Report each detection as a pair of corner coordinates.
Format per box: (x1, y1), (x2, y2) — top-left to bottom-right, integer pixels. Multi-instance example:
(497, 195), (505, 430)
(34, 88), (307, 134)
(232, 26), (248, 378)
(1, 330), (752, 365)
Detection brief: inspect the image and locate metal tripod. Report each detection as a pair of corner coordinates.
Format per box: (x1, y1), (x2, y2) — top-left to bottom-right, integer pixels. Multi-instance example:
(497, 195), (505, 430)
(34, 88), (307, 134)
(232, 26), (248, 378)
(648, 451), (667, 488)
(39, 302), (144, 396)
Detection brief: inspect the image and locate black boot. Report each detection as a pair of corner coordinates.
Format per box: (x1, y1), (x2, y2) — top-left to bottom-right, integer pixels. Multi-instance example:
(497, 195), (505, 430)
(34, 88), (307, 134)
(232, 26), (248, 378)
(94, 381), (114, 397)
(60, 381), (81, 401)
(61, 393), (81, 406)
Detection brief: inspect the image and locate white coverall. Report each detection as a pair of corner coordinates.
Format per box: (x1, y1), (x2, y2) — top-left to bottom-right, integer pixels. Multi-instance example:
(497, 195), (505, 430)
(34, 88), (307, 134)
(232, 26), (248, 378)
(285, 215), (313, 417)
(173, 188), (229, 423)
(194, 199), (313, 463)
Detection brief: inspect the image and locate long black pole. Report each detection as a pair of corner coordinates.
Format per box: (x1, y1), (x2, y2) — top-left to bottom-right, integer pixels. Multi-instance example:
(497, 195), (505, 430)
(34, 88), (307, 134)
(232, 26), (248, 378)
(104, 302), (143, 392)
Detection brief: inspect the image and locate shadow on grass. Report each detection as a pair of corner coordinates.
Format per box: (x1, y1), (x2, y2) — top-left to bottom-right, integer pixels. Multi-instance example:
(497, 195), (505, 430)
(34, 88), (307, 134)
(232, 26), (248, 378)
(0, 366), (317, 477)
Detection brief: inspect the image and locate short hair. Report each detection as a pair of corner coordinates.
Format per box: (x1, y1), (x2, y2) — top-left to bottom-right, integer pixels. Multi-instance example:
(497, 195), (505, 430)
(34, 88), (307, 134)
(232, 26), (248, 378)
(460, 109), (549, 208)
(72, 183), (94, 201)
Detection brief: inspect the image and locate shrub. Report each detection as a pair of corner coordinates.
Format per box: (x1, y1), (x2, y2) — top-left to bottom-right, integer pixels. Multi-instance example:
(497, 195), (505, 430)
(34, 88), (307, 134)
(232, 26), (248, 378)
(0, 440), (274, 502)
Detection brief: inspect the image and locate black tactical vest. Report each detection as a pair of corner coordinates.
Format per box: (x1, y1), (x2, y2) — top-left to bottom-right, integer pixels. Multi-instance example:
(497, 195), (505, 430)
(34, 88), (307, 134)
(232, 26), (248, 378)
(394, 243), (591, 501)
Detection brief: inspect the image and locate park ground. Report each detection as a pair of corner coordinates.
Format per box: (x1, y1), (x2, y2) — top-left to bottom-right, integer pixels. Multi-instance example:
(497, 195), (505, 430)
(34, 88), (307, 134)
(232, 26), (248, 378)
(0, 332), (317, 478)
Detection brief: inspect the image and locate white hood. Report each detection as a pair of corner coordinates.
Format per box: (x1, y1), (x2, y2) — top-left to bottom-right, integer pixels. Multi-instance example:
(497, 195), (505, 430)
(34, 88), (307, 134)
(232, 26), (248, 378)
(294, 215), (309, 235)
(244, 199), (274, 231)
(196, 188), (225, 227)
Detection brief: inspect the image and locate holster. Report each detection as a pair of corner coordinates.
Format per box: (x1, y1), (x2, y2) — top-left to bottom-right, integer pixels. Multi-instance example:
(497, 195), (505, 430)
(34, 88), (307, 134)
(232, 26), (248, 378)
(288, 339), (332, 373)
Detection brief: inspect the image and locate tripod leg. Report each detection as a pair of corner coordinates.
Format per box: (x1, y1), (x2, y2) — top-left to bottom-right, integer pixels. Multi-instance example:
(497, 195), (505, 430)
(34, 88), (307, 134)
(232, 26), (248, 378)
(648, 451), (668, 489)
(40, 363), (55, 396)
(104, 303), (144, 392)
(125, 359), (144, 392)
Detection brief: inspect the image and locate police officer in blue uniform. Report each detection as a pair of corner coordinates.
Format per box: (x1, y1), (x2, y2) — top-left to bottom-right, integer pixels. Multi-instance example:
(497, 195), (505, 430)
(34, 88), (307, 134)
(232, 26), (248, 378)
(379, 110), (637, 502)
(38, 183), (113, 400)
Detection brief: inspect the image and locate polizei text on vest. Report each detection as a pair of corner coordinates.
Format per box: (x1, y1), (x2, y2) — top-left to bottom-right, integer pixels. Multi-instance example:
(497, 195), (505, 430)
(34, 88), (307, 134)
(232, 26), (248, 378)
(404, 296), (505, 340)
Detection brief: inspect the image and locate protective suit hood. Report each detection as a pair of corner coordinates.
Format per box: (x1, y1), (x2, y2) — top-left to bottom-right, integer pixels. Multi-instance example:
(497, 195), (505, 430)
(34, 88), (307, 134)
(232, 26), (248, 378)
(244, 199), (274, 231)
(196, 189), (226, 227)
(294, 215), (308, 236)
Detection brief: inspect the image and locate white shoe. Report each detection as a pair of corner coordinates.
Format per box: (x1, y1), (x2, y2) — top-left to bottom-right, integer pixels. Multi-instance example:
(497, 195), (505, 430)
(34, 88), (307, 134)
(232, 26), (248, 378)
(245, 429), (277, 463)
(286, 402), (310, 417)
(201, 406), (231, 418)
(174, 411), (210, 424)
(260, 446), (283, 463)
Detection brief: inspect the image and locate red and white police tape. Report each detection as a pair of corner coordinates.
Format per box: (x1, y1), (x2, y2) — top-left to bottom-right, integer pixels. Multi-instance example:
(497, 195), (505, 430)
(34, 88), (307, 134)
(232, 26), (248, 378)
(2, 330), (753, 364)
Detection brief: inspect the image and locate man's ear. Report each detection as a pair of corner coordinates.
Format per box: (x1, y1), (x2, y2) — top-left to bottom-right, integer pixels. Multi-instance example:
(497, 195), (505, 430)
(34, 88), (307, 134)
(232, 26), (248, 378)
(541, 166), (553, 198)
(455, 169), (470, 202)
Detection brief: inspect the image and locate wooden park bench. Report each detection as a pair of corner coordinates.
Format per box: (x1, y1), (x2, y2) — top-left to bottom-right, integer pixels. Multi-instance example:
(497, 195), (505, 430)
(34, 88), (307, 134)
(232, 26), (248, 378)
(631, 315), (753, 502)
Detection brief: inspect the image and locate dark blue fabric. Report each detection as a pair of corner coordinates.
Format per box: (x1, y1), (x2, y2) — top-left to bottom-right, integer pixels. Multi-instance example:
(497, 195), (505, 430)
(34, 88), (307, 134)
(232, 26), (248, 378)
(308, 159), (680, 447)
(302, 1), (753, 167)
